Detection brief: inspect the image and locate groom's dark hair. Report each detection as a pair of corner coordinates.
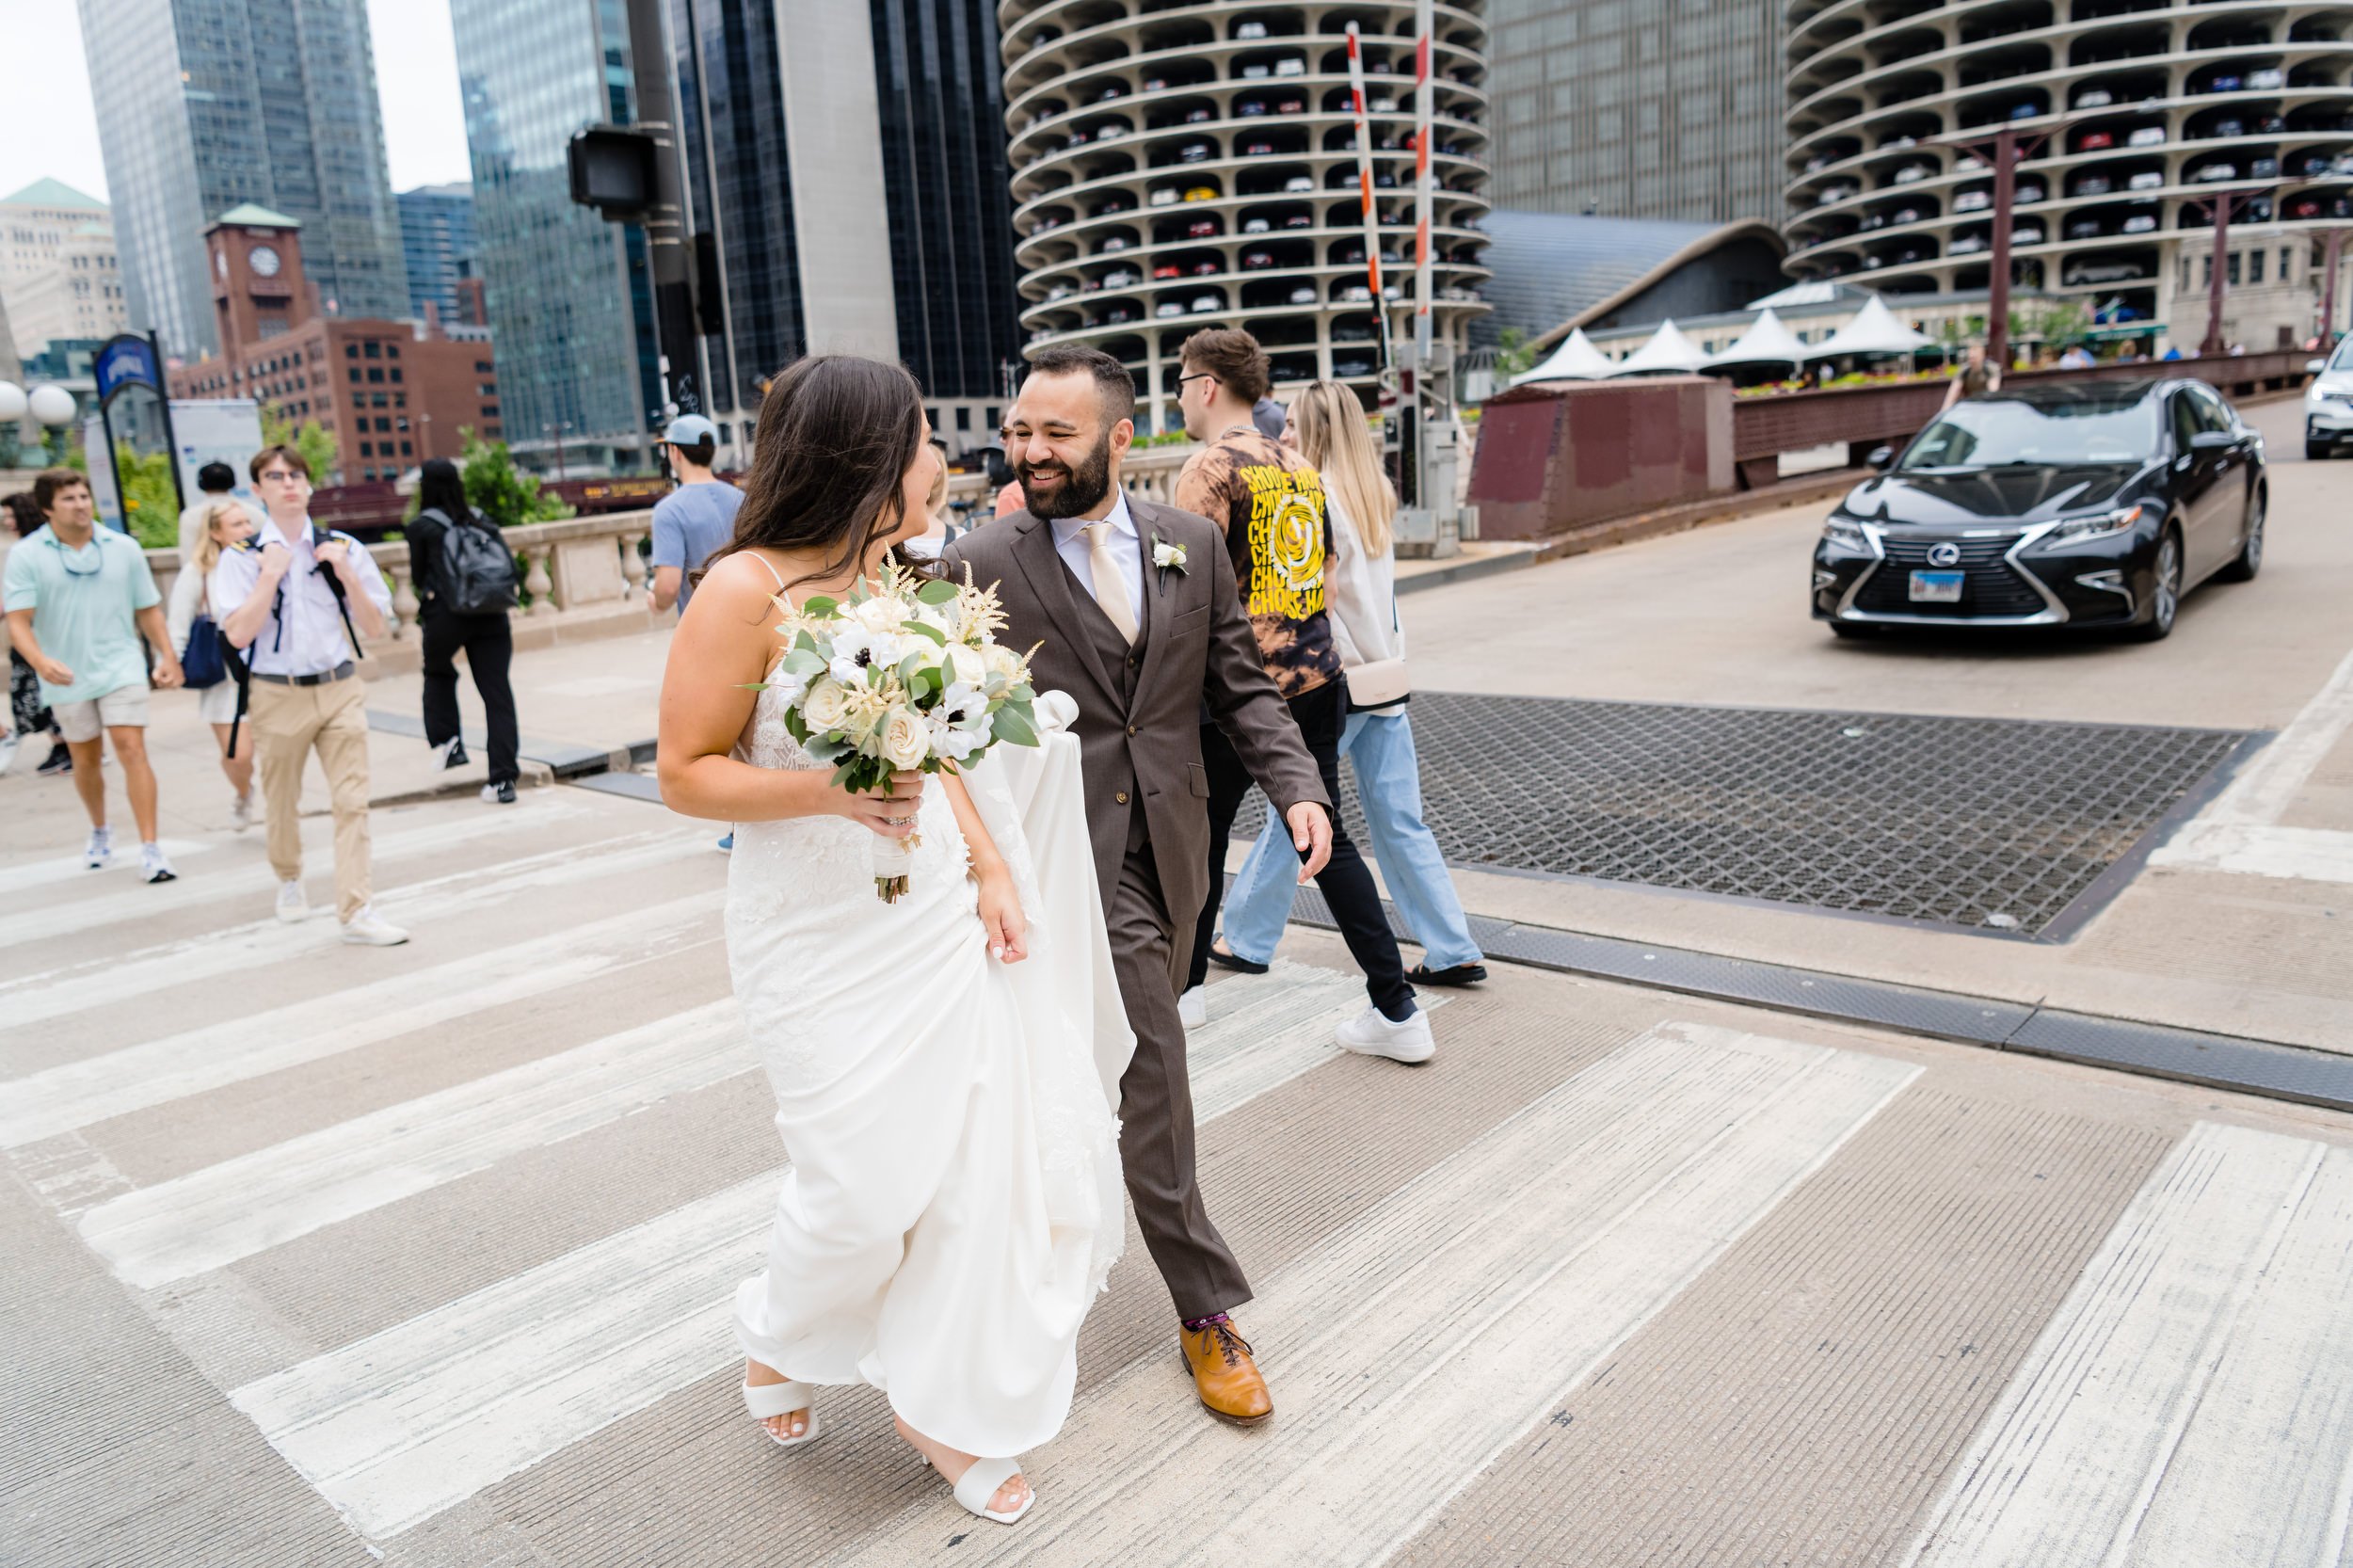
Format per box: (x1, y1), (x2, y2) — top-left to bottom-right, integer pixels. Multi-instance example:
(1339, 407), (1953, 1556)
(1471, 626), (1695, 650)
(1025, 345), (1136, 430)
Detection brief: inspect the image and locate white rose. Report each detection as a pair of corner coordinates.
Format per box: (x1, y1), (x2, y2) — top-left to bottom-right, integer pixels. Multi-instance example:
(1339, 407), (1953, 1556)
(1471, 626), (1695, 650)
(878, 707), (931, 769)
(854, 596), (908, 634)
(800, 679), (852, 733)
(944, 643), (987, 686)
(984, 642), (1026, 680)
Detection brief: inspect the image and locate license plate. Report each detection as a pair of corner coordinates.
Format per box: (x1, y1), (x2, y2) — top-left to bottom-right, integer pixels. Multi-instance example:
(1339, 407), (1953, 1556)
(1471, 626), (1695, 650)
(1910, 570), (1964, 603)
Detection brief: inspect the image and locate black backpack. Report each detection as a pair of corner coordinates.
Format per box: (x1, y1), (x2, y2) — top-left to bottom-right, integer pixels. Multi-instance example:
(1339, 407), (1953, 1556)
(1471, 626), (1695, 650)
(426, 507), (520, 614)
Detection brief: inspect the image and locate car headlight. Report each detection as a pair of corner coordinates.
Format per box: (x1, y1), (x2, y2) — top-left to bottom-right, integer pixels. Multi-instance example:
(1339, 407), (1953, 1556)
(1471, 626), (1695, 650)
(1821, 515), (1873, 552)
(2044, 504), (2145, 548)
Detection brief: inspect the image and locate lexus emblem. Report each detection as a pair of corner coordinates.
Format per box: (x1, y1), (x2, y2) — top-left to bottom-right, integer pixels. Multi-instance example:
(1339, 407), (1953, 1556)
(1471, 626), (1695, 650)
(1927, 542), (1962, 568)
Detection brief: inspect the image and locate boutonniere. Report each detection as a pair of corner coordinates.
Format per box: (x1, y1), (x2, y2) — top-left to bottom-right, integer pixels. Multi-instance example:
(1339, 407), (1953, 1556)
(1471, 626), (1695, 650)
(1151, 536), (1189, 579)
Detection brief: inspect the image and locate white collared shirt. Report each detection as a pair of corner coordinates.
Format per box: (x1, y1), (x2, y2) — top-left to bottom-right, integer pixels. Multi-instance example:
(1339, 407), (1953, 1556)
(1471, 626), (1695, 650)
(1048, 488), (1146, 618)
(208, 515), (394, 678)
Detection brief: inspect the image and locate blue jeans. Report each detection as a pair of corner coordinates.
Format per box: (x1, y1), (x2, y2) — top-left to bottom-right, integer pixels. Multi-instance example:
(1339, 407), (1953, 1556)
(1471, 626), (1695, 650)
(1221, 708), (1481, 970)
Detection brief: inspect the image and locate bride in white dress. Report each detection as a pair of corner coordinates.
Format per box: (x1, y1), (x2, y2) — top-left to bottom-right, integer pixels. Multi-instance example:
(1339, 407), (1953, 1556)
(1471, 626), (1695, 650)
(656, 356), (1125, 1527)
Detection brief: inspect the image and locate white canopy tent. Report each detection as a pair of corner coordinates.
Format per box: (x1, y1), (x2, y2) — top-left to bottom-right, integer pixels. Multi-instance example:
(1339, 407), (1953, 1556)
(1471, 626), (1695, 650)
(1513, 327), (1616, 383)
(1607, 318), (1708, 376)
(1803, 294), (1933, 360)
(1705, 308), (1809, 371)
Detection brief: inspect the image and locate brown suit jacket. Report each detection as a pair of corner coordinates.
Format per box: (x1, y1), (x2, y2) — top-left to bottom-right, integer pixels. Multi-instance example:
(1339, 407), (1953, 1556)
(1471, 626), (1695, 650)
(943, 496), (1328, 927)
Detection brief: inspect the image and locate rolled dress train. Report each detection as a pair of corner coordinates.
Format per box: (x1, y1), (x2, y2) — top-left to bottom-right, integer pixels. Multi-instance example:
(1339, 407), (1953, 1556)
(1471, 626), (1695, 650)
(725, 677), (1127, 1461)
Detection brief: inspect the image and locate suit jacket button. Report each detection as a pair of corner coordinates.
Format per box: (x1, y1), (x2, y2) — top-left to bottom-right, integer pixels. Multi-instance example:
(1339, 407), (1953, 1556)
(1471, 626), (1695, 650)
(1127, 724), (1138, 735)
(1115, 791), (1130, 806)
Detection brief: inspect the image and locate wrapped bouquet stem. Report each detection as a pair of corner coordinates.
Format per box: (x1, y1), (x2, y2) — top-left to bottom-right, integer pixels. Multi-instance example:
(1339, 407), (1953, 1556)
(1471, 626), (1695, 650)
(750, 562), (1042, 902)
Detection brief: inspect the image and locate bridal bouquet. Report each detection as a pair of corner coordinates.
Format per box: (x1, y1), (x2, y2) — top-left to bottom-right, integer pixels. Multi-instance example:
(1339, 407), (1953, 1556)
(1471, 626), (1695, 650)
(757, 562), (1041, 901)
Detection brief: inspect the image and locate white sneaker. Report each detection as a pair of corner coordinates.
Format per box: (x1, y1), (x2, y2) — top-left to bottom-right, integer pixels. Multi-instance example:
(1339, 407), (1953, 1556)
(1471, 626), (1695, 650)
(84, 826), (112, 870)
(1177, 985), (1208, 1029)
(230, 792), (254, 831)
(0, 731), (17, 776)
(276, 880), (310, 922)
(341, 906), (409, 947)
(140, 842), (178, 884)
(1336, 1004), (1436, 1064)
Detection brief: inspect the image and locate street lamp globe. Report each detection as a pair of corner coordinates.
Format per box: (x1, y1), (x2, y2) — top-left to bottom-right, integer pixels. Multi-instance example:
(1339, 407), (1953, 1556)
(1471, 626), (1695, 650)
(28, 384), (78, 428)
(0, 381), (25, 424)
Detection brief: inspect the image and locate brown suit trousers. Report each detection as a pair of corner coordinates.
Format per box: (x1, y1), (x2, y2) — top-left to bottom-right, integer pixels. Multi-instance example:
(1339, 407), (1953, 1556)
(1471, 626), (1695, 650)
(943, 498), (1326, 1319)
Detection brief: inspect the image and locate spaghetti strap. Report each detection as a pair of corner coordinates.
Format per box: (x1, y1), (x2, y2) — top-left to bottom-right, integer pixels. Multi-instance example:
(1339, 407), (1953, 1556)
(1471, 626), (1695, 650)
(750, 552), (788, 591)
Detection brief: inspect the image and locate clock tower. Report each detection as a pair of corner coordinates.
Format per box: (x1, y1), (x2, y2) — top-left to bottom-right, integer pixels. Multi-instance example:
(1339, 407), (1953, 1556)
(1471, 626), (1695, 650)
(204, 204), (312, 354)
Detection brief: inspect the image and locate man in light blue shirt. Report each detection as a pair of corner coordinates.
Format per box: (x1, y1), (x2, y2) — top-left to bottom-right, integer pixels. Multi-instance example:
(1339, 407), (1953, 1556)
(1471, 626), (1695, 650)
(648, 414), (743, 616)
(2, 469), (184, 878)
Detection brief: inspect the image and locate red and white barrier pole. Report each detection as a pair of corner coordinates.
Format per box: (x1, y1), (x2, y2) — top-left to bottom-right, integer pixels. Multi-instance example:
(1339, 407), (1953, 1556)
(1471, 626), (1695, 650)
(1344, 24), (1394, 380)
(1413, 0), (1434, 374)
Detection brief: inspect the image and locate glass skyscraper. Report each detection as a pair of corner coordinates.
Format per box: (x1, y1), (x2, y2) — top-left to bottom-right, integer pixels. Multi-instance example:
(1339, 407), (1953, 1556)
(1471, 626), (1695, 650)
(76, 0), (408, 358)
(868, 0), (1023, 406)
(397, 184), (482, 323)
(664, 0), (1023, 441)
(451, 0), (664, 471)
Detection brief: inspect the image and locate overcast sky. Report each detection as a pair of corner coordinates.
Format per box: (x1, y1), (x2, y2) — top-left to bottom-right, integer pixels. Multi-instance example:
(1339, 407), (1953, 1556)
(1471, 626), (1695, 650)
(0, 0), (474, 204)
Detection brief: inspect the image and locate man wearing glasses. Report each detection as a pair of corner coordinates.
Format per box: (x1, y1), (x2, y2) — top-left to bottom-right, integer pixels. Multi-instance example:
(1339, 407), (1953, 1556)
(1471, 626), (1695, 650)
(2, 468), (184, 879)
(209, 446), (407, 946)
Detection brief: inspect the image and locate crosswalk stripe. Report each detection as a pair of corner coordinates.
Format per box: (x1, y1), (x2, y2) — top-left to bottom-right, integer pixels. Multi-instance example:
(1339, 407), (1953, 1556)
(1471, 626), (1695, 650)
(79, 1000), (746, 1288)
(0, 827), (711, 1028)
(0, 891), (722, 1150)
(1900, 1121), (2353, 1567)
(831, 1023), (1918, 1567)
(2149, 822), (2353, 887)
(0, 837), (213, 896)
(222, 960), (1416, 1541)
(0, 796), (605, 952)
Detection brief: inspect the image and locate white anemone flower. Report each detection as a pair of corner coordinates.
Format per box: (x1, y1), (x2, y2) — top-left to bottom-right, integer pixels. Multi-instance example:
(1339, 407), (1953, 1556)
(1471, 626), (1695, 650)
(828, 627), (904, 686)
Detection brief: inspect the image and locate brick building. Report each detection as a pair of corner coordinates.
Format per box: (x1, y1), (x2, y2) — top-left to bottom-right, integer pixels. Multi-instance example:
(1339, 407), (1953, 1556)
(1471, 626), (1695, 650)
(169, 204), (503, 485)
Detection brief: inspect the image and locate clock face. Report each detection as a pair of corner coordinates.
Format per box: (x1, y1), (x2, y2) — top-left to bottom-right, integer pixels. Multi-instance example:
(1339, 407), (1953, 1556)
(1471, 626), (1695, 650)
(250, 245), (281, 278)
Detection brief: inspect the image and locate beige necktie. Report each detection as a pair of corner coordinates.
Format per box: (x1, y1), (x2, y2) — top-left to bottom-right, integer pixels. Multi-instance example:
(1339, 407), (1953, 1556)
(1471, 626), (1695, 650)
(1081, 521), (1140, 645)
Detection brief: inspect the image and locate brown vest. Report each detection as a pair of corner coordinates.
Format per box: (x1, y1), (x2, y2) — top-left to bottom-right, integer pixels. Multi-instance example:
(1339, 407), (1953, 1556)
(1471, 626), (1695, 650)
(1063, 559), (1155, 852)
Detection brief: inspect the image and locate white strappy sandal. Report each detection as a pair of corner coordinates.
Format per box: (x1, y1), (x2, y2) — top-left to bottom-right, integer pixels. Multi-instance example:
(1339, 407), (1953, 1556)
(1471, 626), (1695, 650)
(950, 1455), (1035, 1527)
(741, 1378), (822, 1448)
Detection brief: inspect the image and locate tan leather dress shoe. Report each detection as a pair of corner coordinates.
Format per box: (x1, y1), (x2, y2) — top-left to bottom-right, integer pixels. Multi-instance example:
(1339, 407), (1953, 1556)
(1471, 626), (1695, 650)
(1180, 1319), (1273, 1425)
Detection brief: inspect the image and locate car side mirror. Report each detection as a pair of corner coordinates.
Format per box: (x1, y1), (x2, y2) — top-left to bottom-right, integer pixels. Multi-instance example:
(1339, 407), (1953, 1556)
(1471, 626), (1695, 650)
(1866, 445), (1895, 471)
(2188, 429), (2235, 451)
(2309, 359), (2328, 375)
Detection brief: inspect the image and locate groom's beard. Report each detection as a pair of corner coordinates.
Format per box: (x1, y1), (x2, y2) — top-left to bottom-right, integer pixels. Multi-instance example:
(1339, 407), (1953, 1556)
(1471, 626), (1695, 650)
(1018, 434), (1113, 520)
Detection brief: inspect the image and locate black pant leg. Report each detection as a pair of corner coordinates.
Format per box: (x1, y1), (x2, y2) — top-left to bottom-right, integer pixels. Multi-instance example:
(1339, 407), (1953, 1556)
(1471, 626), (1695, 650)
(1186, 717), (1261, 993)
(1289, 680), (1416, 1019)
(419, 614), (463, 749)
(464, 616), (520, 784)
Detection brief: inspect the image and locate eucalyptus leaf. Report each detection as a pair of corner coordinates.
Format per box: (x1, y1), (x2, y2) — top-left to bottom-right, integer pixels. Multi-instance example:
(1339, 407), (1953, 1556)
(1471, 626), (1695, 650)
(992, 705), (1039, 747)
(802, 595), (839, 618)
(916, 578), (960, 605)
(903, 618), (948, 646)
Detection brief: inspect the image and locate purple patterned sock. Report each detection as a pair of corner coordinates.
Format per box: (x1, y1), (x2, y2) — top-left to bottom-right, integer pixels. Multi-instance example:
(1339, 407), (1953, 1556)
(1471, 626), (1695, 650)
(1181, 1312), (1231, 1332)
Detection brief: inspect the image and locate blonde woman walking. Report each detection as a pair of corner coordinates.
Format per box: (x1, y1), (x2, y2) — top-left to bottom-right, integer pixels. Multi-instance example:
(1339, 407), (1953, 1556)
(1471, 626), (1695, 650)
(1211, 381), (1486, 986)
(167, 500), (258, 828)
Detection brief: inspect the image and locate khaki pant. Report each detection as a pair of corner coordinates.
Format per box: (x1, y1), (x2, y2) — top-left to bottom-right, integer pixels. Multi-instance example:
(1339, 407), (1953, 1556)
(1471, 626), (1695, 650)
(250, 675), (373, 921)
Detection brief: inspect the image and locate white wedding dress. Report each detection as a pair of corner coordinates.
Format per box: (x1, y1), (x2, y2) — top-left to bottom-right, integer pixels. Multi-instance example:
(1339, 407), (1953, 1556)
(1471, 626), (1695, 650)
(725, 679), (1129, 1460)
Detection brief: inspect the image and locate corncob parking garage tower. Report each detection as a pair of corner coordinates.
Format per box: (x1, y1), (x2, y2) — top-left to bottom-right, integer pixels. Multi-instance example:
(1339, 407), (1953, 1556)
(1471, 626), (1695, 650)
(1781, 0), (2353, 347)
(1000, 1), (1494, 433)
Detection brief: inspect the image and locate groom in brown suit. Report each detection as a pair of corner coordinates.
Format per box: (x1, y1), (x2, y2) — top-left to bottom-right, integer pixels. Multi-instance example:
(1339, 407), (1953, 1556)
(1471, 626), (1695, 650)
(944, 345), (1332, 1426)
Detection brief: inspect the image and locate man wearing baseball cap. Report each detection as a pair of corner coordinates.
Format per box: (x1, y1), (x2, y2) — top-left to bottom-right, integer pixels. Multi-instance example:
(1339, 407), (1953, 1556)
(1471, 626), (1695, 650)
(648, 414), (741, 617)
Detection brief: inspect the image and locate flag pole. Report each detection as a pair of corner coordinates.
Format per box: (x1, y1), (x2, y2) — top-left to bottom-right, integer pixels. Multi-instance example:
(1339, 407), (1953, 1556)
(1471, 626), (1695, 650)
(1344, 24), (1394, 383)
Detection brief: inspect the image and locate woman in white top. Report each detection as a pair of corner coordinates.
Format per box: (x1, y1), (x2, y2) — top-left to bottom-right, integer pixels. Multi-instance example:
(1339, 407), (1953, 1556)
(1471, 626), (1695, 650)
(1211, 380), (1486, 985)
(167, 500), (257, 828)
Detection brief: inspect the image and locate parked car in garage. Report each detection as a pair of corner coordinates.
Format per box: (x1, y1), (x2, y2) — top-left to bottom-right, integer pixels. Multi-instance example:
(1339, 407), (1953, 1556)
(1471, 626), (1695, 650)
(1813, 379), (2265, 641)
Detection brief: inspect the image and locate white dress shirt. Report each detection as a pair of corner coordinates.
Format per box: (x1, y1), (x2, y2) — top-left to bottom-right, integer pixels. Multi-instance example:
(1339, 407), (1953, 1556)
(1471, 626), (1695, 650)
(1048, 488), (1147, 619)
(208, 516), (394, 678)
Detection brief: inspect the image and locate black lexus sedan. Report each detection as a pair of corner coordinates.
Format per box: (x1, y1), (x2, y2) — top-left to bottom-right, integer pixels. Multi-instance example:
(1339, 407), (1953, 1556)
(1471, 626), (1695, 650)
(1812, 379), (2265, 641)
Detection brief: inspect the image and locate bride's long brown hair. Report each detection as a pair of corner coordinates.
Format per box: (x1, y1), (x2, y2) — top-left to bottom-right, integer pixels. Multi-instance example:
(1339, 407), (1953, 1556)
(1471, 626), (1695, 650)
(708, 355), (929, 590)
